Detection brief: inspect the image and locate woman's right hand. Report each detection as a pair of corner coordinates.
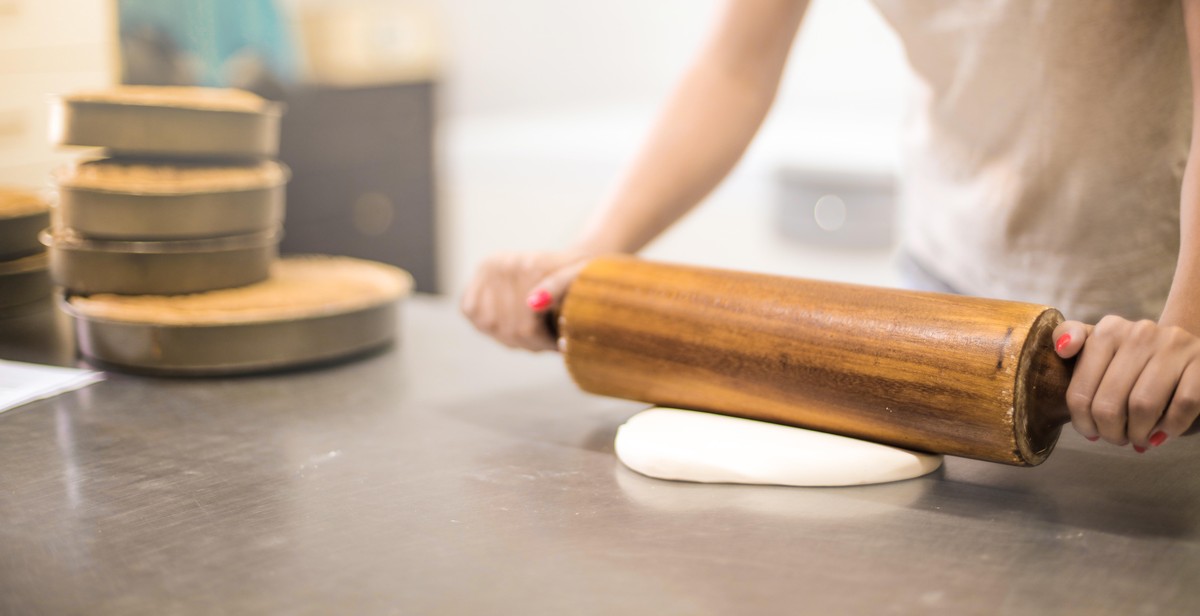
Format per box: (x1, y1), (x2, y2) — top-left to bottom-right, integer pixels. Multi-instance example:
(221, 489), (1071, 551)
(460, 251), (594, 351)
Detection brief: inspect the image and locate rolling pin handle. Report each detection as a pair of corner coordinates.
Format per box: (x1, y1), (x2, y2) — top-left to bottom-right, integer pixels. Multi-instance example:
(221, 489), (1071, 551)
(543, 306), (560, 341)
(541, 281), (574, 347)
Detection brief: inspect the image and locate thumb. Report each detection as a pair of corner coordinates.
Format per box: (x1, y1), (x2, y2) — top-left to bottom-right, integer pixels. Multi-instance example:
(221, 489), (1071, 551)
(525, 261), (588, 350)
(525, 261), (587, 314)
(1051, 320), (1092, 359)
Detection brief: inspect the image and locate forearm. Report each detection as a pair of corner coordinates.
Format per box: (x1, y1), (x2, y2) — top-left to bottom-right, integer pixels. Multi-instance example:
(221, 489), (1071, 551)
(572, 64), (776, 255)
(1159, 155), (1200, 333)
(1160, 0), (1200, 333)
(572, 0), (809, 255)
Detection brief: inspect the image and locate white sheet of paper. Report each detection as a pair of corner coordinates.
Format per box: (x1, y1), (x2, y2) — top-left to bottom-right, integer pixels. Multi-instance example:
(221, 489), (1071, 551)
(0, 359), (103, 415)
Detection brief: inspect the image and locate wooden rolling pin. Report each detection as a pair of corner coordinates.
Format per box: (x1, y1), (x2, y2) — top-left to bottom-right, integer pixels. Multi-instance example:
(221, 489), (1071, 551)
(557, 256), (1072, 466)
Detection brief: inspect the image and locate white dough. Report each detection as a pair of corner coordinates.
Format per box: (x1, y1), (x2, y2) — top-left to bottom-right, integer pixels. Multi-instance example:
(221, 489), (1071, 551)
(614, 407), (943, 487)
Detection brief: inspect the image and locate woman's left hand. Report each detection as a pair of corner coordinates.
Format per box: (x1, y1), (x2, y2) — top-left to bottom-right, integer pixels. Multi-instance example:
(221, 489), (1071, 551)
(1054, 316), (1200, 451)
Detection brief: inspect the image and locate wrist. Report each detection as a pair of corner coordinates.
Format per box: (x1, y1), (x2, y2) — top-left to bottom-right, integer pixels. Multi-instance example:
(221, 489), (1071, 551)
(1158, 295), (1200, 336)
(1158, 311), (1200, 336)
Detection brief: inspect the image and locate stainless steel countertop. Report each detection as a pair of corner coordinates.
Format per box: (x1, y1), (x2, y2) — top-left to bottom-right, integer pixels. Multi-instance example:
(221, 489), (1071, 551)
(2, 297), (1199, 615)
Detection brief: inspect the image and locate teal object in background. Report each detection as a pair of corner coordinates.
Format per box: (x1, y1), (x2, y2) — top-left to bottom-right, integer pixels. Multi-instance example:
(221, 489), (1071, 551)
(118, 0), (296, 98)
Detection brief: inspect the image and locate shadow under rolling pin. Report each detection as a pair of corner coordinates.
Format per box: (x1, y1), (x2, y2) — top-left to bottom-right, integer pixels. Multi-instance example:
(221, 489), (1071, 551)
(551, 256), (1072, 467)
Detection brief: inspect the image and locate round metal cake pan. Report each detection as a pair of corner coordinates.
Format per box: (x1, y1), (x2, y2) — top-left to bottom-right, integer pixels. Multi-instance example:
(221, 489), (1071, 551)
(42, 229), (278, 295)
(50, 99), (282, 159)
(61, 296), (403, 376)
(56, 176), (287, 240)
(0, 210), (51, 260)
(0, 252), (51, 314)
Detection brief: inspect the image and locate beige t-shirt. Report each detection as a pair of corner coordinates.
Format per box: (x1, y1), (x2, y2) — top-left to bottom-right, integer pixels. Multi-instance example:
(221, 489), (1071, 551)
(871, 0), (1191, 322)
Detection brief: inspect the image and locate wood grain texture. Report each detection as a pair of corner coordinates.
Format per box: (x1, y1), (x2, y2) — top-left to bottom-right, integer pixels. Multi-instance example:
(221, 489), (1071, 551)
(560, 256), (1072, 466)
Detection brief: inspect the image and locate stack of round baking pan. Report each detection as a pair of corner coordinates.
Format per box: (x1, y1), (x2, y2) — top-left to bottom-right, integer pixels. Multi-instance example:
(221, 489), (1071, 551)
(45, 85), (413, 375)
(0, 188), (52, 316)
(62, 256), (413, 375)
(45, 86), (287, 296)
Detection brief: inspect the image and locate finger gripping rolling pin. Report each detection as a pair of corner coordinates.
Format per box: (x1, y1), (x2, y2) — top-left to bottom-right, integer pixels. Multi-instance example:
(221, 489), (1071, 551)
(557, 256), (1072, 466)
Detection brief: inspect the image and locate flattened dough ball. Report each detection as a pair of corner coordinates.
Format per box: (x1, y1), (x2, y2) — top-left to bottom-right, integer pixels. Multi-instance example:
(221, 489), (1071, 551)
(615, 407), (943, 487)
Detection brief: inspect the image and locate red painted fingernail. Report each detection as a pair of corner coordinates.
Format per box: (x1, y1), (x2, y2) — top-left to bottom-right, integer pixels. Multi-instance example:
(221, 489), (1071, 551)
(1085, 435), (1099, 442)
(526, 289), (552, 311)
(1133, 445), (1146, 454)
(1149, 431), (1168, 447)
(1055, 333), (1071, 353)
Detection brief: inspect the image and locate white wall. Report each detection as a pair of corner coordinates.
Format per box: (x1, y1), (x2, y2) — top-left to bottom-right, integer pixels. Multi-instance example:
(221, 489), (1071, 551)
(436, 0), (718, 116)
(436, 0), (906, 119)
